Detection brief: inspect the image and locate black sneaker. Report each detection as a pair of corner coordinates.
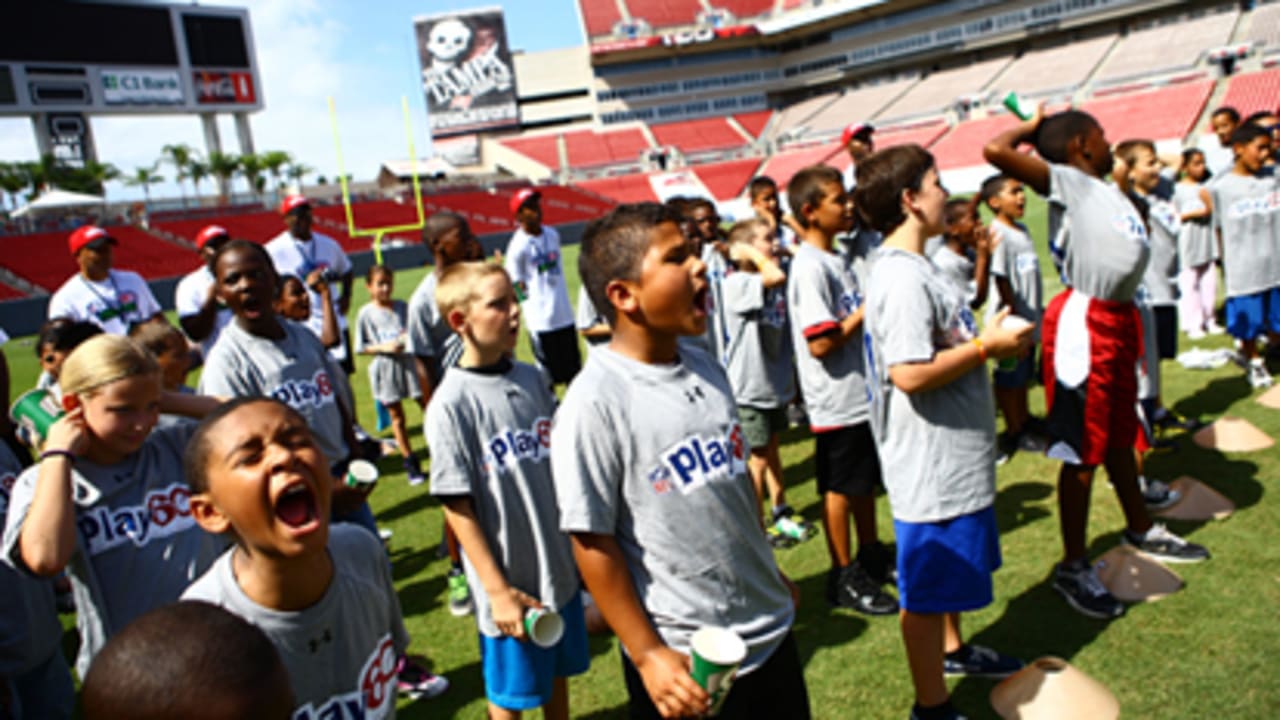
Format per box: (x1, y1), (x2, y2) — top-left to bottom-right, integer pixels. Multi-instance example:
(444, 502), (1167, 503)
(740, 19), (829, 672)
(1123, 524), (1210, 563)
(943, 644), (1024, 678)
(995, 431), (1018, 466)
(857, 541), (898, 587)
(1138, 476), (1181, 511)
(827, 564), (898, 615)
(1052, 561), (1125, 619)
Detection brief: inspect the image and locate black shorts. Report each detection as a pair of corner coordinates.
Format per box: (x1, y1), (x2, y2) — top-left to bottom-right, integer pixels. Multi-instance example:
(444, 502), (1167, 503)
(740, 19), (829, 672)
(532, 325), (582, 384)
(338, 327), (355, 375)
(622, 632), (810, 720)
(815, 423), (882, 498)
(1153, 305), (1177, 360)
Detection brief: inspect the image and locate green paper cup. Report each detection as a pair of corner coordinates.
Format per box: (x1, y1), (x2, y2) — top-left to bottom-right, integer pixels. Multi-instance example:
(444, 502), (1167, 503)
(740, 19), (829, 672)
(1003, 91), (1034, 121)
(10, 389), (63, 446)
(344, 459), (379, 488)
(690, 626), (747, 717)
(997, 315), (1033, 371)
(524, 607), (564, 648)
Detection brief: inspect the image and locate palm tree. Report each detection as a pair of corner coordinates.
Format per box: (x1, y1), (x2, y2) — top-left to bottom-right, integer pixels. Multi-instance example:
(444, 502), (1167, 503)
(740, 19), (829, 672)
(260, 150), (291, 200)
(0, 163), (27, 210)
(206, 151), (239, 203)
(187, 158), (210, 207)
(238, 153), (264, 203)
(161, 143), (195, 208)
(285, 162), (314, 194)
(79, 161), (121, 199)
(124, 164), (164, 205)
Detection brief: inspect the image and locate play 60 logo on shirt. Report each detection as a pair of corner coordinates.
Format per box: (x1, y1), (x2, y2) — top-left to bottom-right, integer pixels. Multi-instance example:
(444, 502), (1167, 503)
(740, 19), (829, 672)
(291, 634), (398, 720)
(271, 369), (336, 409)
(649, 424), (747, 495)
(77, 483), (196, 556)
(485, 416), (553, 471)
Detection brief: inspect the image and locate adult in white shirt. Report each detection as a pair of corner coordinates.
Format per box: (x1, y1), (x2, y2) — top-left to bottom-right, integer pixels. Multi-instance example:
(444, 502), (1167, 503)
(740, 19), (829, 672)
(174, 224), (233, 356)
(46, 225), (162, 334)
(264, 194), (355, 373)
(840, 122), (875, 192)
(503, 188), (581, 386)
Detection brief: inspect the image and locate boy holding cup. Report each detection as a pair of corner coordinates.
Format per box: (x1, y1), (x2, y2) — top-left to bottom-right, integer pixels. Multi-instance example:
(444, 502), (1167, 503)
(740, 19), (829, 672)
(425, 261), (588, 720)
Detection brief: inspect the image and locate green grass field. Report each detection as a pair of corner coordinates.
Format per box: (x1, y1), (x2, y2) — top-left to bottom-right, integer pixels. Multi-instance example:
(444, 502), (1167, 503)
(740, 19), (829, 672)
(8, 193), (1278, 718)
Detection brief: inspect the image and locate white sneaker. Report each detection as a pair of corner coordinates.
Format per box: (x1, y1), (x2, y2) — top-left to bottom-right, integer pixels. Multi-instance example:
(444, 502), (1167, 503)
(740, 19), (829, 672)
(1206, 321), (1226, 335)
(1186, 328), (1206, 340)
(1248, 361), (1273, 389)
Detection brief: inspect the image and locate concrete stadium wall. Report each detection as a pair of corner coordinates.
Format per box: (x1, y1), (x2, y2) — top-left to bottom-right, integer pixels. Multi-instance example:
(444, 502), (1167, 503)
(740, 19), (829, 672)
(0, 221), (589, 338)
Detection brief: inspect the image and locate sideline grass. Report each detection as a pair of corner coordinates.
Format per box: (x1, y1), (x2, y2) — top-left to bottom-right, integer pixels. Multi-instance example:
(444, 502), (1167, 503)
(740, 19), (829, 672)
(7, 192), (1278, 718)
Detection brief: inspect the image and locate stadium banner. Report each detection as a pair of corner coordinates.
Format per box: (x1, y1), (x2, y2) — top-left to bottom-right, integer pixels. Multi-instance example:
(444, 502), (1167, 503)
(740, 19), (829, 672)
(414, 7), (520, 138)
(193, 71), (257, 105)
(648, 170), (710, 203)
(591, 25), (759, 55)
(100, 69), (183, 106)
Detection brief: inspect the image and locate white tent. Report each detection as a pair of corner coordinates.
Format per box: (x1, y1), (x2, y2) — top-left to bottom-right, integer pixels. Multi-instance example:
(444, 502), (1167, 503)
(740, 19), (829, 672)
(11, 188), (106, 218)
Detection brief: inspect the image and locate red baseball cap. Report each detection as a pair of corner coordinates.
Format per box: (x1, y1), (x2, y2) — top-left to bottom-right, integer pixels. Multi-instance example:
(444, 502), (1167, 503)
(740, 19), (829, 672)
(194, 224), (230, 250)
(509, 188), (541, 215)
(841, 122), (875, 146)
(279, 194), (311, 215)
(68, 225), (116, 256)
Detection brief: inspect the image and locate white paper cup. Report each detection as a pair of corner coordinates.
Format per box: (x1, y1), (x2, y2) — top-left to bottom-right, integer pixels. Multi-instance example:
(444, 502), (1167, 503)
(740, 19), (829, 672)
(344, 459), (379, 488)
(690, 626), (747, 716)
(524, 607), (564, 648)
(997, 315), (1033, 370)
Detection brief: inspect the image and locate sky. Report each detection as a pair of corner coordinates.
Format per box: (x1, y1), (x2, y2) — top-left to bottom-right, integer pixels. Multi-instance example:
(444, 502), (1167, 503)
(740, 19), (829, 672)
(0, 0), (585, 203)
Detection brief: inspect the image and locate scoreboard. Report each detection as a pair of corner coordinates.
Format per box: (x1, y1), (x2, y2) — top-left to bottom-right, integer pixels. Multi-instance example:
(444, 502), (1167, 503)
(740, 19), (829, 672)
(0, 2), (262, 116)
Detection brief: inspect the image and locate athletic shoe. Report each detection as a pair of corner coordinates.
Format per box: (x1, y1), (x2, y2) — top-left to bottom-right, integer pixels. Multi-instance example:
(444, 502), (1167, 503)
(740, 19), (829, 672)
(406, 468), (426, 487)
(1017, 432), (1046, 453)
(1138, 476), (1181, 510)
(396, 657), (449, 700)
(447, 567), (474, 617)
(766, 525), (797, 549)
(774, 515), (817, 543)
(1123, 524), (1210, 563)
(1206, 320), (1225, 335)
(827, 563), (898, 616)
(943, 644), (1025, 678)
(1248, 361), (1273, 389)
(786, 402), (809, 428)
(1152, 409), (1205, 433)
(995, 432), (1018, 466)
(1186, 328), (1206, 340)
(1053, 561), (1125, 619)
(857, 541), (898, 587)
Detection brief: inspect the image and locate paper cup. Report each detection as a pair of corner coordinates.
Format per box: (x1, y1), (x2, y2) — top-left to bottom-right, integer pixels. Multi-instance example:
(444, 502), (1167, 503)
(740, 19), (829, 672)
(997, 314), (1033, 371)
(1003, 91), (1034, 121)
(344, 459), (379, 488)
(524, 607), (564, 648)
(10, 389), (63, 446)
(690, 626), (747, 717)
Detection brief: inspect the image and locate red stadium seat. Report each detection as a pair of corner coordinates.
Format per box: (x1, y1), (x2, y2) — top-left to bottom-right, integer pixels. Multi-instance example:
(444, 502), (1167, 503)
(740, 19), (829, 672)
(650, 117), (749, 154)
(1081, 80), (1215, 143)
(1220, 67), (1280, 119)
(563, 128), (652, 168)
(0, 281), (26, 301)
(574, 174), (662, 203)
(622, 0), (702, 28)
(500, 134), (563, 170)
(694, 158), (763, 201)
(580, 0), (623, 37)
(734, 110), (773, 139)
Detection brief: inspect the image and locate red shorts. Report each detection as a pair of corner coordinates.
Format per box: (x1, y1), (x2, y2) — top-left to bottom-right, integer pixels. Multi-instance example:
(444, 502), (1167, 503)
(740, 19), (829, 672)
(1042, 289), (1143, 467)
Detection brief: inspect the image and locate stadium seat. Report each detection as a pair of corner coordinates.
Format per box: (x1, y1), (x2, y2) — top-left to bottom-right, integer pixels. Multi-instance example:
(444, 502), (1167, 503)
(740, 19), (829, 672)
(1243, 2), (1280, 50)
(0, 281), (26, 301)
(734, 110), (774, 139)
(929, 114), (1024, 171)
(759, 143), (844, 188)
(796, 78), (916, 139)
(1081, 79), (1215, 143)
(574, 174), (662, 203)
(650, 117), (750, 154)
(1094, 10), (1238, 84)
(500, 134), (563, 170)
(622, 0), (703, 29)
(878, 57), (1011, 122)
(874, 120), (950, 151)
(991, 35), (1116, 99)
(693, 158), (764, 200)
(563, 127), (652, 168)
(580, 0), (623, 38)
(1220, 67), (1280, 118)
(717, 0), (776, 20)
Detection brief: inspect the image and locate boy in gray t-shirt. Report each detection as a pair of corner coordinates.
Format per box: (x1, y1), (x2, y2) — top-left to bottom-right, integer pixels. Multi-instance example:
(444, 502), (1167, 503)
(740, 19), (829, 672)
(183, 398), (446, 717)
(720, 219), (811, 547)
(858, 143), (1032, 720)
(554, 203), (809, 719)
(427, 262), (587, 717)
(1210, 124), (1280, 388)
(785, 166), (897, 616)
(987, 108), (1210, 622)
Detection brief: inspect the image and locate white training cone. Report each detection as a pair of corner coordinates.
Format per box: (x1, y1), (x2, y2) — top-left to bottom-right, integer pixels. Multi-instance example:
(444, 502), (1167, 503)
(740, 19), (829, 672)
(990, 656), (1120, 720)
(1093, 545), (1183, 603)
(1256, 384), (1280, 410)
(1155, 476), (1235, 521)
(1192, 417), (1274, 452)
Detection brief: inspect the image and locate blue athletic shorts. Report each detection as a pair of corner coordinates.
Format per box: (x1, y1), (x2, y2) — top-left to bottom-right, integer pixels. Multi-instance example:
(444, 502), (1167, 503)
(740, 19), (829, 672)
(479, 591), (590, 710)
(1225, 288), (1280, 341)
(894, 505), (1002, 614)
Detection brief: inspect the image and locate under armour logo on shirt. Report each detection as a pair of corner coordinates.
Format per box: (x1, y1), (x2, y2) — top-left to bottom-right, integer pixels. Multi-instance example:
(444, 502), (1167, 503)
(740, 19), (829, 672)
(683, 385), (706, 404)
(308, 628), (333, 653)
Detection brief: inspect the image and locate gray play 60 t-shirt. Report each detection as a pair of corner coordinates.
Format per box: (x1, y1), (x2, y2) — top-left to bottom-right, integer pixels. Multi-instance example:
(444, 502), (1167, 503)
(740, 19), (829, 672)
(427, 360), (579, 637)
(184, 525), (410, 720)
(552, 346), (793, 674)
(864, 248), (997, 523)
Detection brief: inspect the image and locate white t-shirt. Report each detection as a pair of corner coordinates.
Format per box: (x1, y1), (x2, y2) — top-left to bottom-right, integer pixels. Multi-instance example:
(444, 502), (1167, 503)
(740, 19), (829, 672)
(504, 226), (574, 333)
(47, 270), (161, 335)
(174, 265), (233, 356)
(265, 231), (353, 360)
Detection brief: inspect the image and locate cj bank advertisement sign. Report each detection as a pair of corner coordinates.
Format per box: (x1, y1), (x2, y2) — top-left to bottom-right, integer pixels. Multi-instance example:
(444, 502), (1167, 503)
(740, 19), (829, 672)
(101, 69), (183, 106)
